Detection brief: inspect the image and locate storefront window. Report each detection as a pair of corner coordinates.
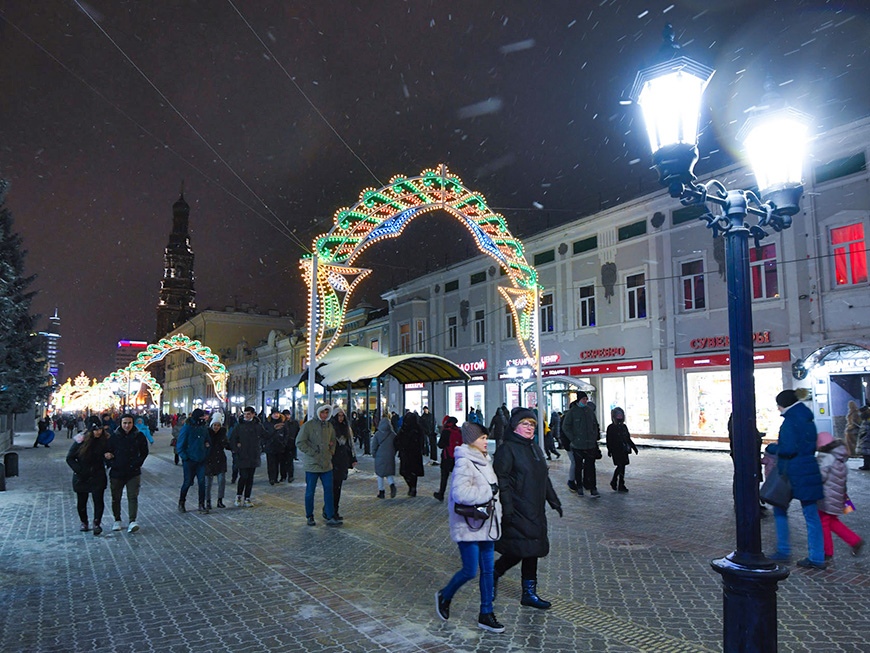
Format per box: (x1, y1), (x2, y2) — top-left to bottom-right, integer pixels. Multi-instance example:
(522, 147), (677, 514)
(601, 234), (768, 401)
(403, 388), (429, 415)
(446, 384), (485, 423)
(686, 368), (782, 437)
(602, 375), (650, 434)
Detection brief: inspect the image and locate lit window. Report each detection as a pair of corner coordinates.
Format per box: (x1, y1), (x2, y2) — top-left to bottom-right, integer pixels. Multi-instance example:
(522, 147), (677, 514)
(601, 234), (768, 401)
(399, 322), (411, 354)
(504, 305), (515, 339)
(750, 244), (779, 299)
(831, 223), (868, 286)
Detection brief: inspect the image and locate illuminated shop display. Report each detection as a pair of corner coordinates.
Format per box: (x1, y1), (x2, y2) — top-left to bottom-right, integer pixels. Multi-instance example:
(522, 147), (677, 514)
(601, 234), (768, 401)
(303, 164), (540, 360)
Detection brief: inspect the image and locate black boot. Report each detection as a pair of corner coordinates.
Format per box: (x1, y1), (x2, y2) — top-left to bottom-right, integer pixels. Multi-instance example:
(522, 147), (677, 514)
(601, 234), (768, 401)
(178, 494), (187, 513)
(390, 484), (397, 498)
(377, 490), (385, 499)
(198, 502), (209, 514)
(520, 580), (551, 609)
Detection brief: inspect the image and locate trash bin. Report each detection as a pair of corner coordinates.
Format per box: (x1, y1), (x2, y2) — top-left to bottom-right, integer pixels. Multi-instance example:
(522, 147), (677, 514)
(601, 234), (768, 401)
(4, 451), (18, 477)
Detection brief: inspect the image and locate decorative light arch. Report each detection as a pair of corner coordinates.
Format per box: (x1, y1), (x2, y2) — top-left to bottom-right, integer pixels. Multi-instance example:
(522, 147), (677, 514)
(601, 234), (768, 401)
(125, 334), (229, 402)
(104, 369), (163, 409)
(302, 164), (540, 360)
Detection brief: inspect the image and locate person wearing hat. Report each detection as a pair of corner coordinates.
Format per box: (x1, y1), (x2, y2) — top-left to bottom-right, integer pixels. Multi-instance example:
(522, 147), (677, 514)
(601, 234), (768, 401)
(204, 413), (229, 509)
(176, 409), (212, 514)
(296, 404), (341, 526)
(263, 408), (288, 486)
(492, 407), (562, 609)
(433, 416), (462, 502)
(765, 389), (826, 569)
(561, 391), (602, 497)
(66, 416), (110, 535)
(228, 406), (267, 507)
(816, 430), (864, 559)
(435, 421), (505, 633)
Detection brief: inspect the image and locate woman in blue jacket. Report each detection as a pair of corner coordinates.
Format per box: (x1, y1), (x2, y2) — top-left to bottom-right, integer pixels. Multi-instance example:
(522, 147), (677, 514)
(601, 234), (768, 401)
(176, 409), (212, 514)
(766, 389), (825, 569)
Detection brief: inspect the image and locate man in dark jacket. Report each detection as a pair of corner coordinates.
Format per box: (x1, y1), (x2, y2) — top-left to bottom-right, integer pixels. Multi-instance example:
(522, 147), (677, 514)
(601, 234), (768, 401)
(105, 413), (149, 533)
(421, 406), (437, 465)
(489, 405), (509, 444)
(561, 391), (601, 497)
(229, 406), (266, 507)
(176, 409), (212, 514)
(263, 409), (288, 485)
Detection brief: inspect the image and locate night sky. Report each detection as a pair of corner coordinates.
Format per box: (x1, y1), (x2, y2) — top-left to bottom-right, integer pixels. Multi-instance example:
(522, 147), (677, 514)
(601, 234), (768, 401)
(1, 0), (867, 380)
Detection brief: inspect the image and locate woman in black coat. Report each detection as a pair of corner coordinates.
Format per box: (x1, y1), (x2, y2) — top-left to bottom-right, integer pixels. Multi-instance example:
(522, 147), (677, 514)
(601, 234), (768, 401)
(395, 412), (425, 496)
(66, 417), (109, 535)
(330, 408), (357, 519)
(493, 407), (562, 609)
(205, 415), (229, 508)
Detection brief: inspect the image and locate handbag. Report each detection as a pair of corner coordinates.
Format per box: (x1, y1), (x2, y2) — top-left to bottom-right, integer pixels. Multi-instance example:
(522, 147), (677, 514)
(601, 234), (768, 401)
(759, 466), (792, 508)
(454, 501), (493, 521)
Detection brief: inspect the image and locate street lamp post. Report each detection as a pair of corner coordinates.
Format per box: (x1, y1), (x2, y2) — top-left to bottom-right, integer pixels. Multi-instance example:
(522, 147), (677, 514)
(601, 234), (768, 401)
(630, 26), (810, 652)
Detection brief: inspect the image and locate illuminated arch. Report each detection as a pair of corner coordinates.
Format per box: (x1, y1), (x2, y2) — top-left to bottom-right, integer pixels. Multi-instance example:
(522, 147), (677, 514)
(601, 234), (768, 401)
(302, 164), (540, 360)
(104, 369), (163, 409)
(125, 334), (228, 402)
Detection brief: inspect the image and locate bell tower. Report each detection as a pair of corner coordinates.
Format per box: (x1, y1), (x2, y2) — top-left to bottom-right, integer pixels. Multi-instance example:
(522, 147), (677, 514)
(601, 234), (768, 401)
(155, 190), (197, 340)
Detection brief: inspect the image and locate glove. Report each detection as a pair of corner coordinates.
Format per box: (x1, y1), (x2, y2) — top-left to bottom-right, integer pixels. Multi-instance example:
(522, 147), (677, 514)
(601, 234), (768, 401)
(632, 446), (639, 455)
(554, 504), (563, 518)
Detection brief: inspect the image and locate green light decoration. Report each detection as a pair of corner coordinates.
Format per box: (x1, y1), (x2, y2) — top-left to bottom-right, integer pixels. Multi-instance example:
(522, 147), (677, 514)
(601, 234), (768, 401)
(124, 334), (229, 402)
(104, 369), (163, 409)
(302, 164), (540, 360)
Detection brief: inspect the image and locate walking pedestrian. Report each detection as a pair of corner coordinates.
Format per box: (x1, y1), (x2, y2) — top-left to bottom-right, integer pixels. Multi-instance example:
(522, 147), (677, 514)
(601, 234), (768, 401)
(105, 414), (149, 533)
(816, 430), (864, 560)
(176, 408), (212, 514)
(170, 413), (184, 466)
(372, 416), (397, 498)
(856, 406), (870, 470)
(434, 416), (462, 502)
(281, 410), (299, 483)
(330, 407), (357, 520)
(561, 391), (602, 497)
(134, 415), (153, 445)
(66, 416), (109, 535)
(395, 411), (425, 496)
(493, 407), (562, 609)
(296, 404), (341, 526)
(205, 413), (229, 509)
(765, 389), (826, 569)
(228, 406), (266, 507)
(263, 408), (288, 485)
(435, 422), (505, 633)
(605, 407), (638, 492)
(422, 406), (438, 466)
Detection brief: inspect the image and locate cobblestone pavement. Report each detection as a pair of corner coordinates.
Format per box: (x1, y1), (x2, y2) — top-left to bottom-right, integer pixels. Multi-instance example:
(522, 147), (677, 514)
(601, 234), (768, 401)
(3, 431), (870, 652)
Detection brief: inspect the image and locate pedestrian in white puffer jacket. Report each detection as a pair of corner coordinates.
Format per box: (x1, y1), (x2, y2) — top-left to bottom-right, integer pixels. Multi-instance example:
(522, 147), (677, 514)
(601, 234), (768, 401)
(435, 422), (505, 634)
(816, 431), (864, 559)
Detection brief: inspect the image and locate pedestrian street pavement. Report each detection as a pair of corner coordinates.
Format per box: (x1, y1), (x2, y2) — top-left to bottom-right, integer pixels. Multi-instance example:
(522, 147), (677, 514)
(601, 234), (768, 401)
(2, 430), (870, 653)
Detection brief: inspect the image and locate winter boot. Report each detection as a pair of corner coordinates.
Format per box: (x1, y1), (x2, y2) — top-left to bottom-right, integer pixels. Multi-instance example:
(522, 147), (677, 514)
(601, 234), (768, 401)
(520, 580), (551, 610)
(217, 499), (226, 508)
(390, 483), (397, 498)
(377, 490), (386, 499)
(178, 494), (187, 513)
(206, 500), (212, 511)
(198, 502), (209, 514)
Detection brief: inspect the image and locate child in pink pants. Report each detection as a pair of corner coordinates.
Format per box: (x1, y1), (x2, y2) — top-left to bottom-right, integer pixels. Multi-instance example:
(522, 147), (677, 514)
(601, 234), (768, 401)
(816, 431), (864, 559)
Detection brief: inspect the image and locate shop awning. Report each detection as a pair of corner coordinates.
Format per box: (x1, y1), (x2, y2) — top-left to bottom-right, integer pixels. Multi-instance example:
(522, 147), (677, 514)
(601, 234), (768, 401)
(315, 346), (470, 389)
(792, 342), (870, 379)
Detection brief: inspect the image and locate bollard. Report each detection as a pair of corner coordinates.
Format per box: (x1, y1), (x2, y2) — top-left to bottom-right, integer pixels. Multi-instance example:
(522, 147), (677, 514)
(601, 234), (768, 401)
(3, 452), (18, 477)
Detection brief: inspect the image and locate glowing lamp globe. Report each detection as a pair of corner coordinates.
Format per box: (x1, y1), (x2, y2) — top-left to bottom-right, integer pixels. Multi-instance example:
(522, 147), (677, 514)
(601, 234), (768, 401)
(738, 106), (811, 216)
(630, 56), (715, 188)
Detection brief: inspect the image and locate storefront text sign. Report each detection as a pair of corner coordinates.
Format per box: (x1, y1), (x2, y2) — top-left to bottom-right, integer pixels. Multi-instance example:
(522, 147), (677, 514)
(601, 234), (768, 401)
(690, 331), (771, 351)
(675, 348), (790, 368)
(579, 347), (626, 360)
(458, 359), (487, 372)
(569, 360), (653, 376)
(504, 354), (560, 367)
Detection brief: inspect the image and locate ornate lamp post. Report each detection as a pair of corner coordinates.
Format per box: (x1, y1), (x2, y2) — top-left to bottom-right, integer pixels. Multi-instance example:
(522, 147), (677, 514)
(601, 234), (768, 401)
(630, 26), (811, 652)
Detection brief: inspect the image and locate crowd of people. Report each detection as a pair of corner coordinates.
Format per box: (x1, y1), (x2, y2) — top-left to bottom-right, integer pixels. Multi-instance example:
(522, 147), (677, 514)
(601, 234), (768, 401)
(52, 386), (870, 634)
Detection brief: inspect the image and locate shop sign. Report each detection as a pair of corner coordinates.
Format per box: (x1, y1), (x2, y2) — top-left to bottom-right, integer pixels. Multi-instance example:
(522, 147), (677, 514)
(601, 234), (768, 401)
(690, 331), (771, 351)
(445, 375), (487, 384)
(675, 348), (790, 368)
(504, 354), (560, 367)
(458, 359), (487, 372)
(542, 367), (570, 377)
(816, 358), (870, 374)
(569, 360), (653, 375)
(404, 382), (425, 390)
(579, 347), (626, 360)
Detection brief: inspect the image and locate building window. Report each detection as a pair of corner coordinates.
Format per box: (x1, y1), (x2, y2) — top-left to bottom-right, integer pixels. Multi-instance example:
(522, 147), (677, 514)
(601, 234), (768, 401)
(577, 284), (596, 327)
(474, 309), (486, 344)
(831, 223), (868, 286)
(573, 235), (597, 255)
(626, 272), (647, 320)
(470, 271), (486, 285)
(446, 314), (457, 349)
(399, 322), (411, 354)
(618, 220), (647, 241)
(504, 305), (515, 339)
(750, 244), (779, 299)
(370, 339), (379, 352)
(534, 249), (555, 265)
(444, 279), (459, 293)
(540, 292), (554, 332)
(415, 318), (427, 351)
(680, 260), (706, 311)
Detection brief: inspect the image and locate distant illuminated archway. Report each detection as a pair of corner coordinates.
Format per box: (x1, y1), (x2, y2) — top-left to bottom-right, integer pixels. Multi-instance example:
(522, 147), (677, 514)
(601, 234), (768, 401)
(302, 164), (540, 360)
(104, 369), (163, 409)
(126, 334), (228, 402)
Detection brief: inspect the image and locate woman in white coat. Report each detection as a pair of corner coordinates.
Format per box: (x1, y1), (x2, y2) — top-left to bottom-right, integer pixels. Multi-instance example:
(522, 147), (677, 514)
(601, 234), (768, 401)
(435, 422), (505, 633)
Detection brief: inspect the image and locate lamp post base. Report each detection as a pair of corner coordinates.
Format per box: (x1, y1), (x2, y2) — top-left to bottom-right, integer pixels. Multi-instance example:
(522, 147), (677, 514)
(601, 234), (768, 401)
(711, 554), (790, 652)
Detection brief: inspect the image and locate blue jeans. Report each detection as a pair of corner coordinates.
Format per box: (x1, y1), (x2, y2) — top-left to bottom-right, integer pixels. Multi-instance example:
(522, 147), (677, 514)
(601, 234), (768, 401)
(181, 459), (206, 505)
(773, 500), (824, 563)
(440, 540), (495, 614)
(305, 470), (335, 519)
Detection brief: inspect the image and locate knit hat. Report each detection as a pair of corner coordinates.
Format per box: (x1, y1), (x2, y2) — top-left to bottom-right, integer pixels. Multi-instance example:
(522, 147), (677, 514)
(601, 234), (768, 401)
(509, 407), (536, 430)
(86, 415), (102, 431)
(209, 412), (224, 427)
(190, 408), (206, 422)
(775, 390), (799, 408)
(816, 431), (834, 449)
(442, 415), (458, 427)
(611, 407), (625, 421)
(461, 421), (487, 445)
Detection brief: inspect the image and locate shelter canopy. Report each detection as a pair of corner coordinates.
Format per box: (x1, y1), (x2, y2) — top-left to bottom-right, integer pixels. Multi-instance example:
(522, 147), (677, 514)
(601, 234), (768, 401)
(314, 346), (470, 389)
